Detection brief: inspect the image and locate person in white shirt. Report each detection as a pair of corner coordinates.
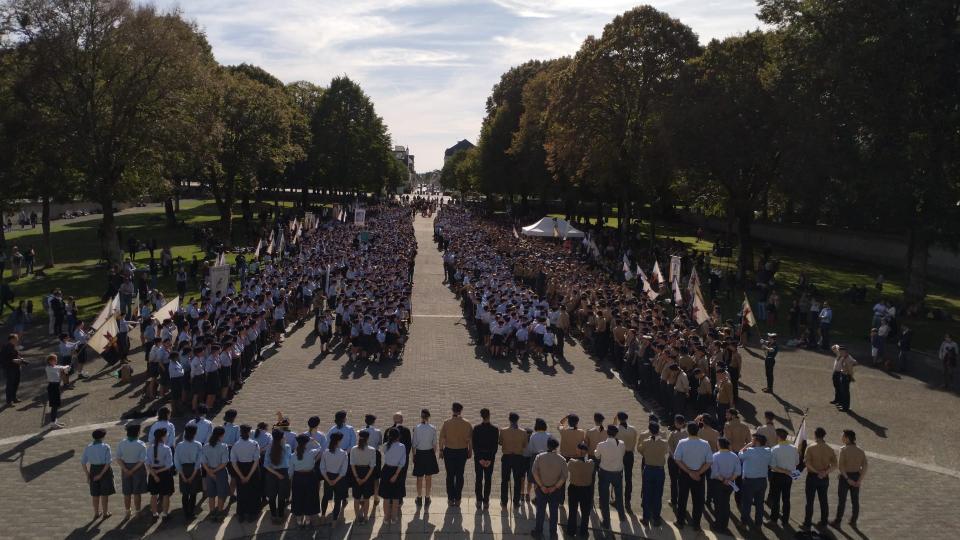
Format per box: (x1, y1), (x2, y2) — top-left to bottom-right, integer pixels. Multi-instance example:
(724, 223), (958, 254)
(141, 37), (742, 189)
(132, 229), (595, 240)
(411, 408), (439, 504)
(595, 424), (626, 528)
(186, 404), (214, 445)
(43, 354), (70, 427)
(768, 428), (800, 527)
(939, 334), (959, 388)
(230, 424), (261, 522)
(318, 432), (349, 522)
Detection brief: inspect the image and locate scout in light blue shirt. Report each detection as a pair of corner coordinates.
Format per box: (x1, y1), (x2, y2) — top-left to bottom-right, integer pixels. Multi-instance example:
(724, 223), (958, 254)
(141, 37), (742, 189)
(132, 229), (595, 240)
(81, 438), (113, 465)
(82, 429), (116, 512)
(187, 406), (214, 445)
(175, 439), (204, 473)
(328, 411), (356, 450)
(222, 410), (240, 447)
(710, 448), (742, 481)
(739, 442), (773, 479)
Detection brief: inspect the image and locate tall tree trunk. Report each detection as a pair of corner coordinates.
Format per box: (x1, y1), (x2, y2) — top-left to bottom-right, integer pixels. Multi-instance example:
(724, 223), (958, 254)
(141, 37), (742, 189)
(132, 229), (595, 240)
(736, 209), (754, 281)
(98, 196), (123, 265)
(218, 202), (233, 244)
(41, 195), (53, 266)
(904, 227), (929, 308)
(164, 197), (176, 227)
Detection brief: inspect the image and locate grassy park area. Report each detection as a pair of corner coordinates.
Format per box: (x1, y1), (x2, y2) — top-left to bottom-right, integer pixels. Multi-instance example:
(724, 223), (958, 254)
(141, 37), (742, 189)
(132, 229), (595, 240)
(548, 213), (959, 353)
(0, 200), (278, 324)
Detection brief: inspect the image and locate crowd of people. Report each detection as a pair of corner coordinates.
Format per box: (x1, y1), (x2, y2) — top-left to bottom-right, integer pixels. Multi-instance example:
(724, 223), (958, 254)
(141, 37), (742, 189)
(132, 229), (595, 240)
(78, 401), (869, 538)
(3, 203), (417, 422)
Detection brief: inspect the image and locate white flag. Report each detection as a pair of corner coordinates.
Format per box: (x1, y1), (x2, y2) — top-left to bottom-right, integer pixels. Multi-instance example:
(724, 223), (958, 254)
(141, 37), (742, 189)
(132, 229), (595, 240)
(742, 294), (757, 327)
(150, 296), (180, 324)
(652, 261), (666, 286)
(253, 239), (263, 259)
(672, 276), (683, 306)
(87, 316), (118, 357)
(692, 290), (710, 325)
(92, 293), (120, 331)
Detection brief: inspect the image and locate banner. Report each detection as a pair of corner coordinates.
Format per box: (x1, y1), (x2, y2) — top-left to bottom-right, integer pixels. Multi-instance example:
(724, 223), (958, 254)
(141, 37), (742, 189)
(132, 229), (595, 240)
(669, 255), (681, 283)
(151, 296), (180, 324)
(304, 212), (315, 229)
(210, 264), (231, 298)
(354, 208), (366, 226)
(92, 293), (120, 331)
(87, 316), (118, 357)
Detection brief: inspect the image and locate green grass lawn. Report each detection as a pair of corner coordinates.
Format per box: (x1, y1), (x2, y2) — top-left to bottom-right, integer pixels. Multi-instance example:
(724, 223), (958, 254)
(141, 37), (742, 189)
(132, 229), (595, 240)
(549, 213), (958, 352)
(0, 200), (283, 323)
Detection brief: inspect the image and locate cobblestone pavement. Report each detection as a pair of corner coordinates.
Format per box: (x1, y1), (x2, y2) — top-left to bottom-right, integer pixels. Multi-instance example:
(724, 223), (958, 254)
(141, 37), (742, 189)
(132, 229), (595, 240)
(1, 215), (958, 539)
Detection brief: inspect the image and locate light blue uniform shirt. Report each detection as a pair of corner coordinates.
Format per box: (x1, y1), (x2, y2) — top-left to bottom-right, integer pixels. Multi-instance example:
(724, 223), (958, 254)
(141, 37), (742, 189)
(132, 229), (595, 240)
(771, 443), (800, 472)
(264, 444), (292, 470)
(81, 441), (112, 465)
(289, 448), (320, 472)
(116, 438), (147, 464)
(147, 444), (174, 468)
(187, 418), (214, 445)
(674, 437), (713, 469)
(202, 443), (230, 468)
(174, 440), (203, 472)
(148, 420), (176, 447)
(230, 439), (260, 463)
(710, 450), (742, 480)
(739, 446), (774, 479)
(222, 423), (240, 447)
(327, 424), (357, 450)
(319, 448), (349, 476)
(525, 431), (551, 457)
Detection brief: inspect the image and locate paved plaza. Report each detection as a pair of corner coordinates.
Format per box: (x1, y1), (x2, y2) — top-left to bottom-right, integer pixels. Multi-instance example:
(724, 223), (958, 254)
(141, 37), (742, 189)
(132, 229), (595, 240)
(0, 215), (958, 539)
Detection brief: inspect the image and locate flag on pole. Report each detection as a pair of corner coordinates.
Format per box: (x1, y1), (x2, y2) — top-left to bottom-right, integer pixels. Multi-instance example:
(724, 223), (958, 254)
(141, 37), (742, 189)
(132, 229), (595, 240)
(669, 255), (681, 283)
(150, 296), (180, 324)
(253, 239), (263, 259)
(687, 267), (701, 296)
(216, 252), (226, 267)
(639, 269), (658, 301)
(794, 416), (808, 475)
(652, 261), (665, 287)
(289, 218), (298, 232)
(92, 293), (120, 331)
(87, 316), (118, 358)
(692, 289), (710, 325)
(672, 276), (683, 306)
(513, 226), (519, 239)
(742, 293), (757, 327)
(276, 232), (285, 257)
(552, 219), (560, 238)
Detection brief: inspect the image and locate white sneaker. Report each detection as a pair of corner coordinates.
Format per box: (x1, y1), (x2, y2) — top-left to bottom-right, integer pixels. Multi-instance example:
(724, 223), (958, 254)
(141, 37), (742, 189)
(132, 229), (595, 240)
(55, 421), (65, 428)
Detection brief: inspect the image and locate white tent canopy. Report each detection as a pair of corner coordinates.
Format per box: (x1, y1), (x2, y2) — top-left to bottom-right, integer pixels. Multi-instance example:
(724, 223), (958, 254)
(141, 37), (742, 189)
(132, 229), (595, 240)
(521, 217), (585, 239)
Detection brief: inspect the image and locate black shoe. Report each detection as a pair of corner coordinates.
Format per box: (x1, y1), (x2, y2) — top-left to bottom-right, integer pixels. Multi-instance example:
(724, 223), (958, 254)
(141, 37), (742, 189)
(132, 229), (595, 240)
(425, 497), (431, 505)
(829, 400), (838, 404)
(415, 496), (422, 506)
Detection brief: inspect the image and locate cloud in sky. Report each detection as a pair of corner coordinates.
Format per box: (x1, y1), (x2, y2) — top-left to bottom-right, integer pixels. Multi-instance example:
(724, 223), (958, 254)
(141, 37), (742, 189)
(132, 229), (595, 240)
(151, 0), (761, 171)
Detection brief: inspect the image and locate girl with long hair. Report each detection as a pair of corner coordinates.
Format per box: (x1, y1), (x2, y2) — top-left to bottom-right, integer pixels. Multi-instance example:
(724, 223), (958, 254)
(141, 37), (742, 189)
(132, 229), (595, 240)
(201, 426), (230, 517)
(146, 428), (174, 520)
(319, 432), (348, 523)
(264, 429), (291, 524)
(290, 433), (321, 527)
(379, 427), (407, 523)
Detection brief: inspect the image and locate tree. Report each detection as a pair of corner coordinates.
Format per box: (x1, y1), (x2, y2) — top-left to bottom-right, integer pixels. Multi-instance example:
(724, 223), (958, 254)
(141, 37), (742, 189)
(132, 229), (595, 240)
(285, 81), (324, 207)
(759, 0), (960, 306)
(202, 67), (302, 240)
(440, 146), (479, 194)
(674, 32), (783, 277)
(310, 76), (395, 195)
(8, 0), (214, 263)
(546, 6), (700, 234)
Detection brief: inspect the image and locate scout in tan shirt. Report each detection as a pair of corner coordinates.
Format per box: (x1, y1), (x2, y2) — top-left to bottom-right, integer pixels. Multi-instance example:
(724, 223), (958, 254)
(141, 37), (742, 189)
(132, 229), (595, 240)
(834, 429), (867, 526)
(801, 427), (837, 528)
(585, 414), (607, 458)
(557, 414), (587, 459)
(722, 409), (752, 451)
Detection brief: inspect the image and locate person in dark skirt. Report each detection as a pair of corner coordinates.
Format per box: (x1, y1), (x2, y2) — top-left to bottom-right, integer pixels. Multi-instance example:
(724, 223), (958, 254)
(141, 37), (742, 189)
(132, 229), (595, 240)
(350, 430), (377, 522)
(116, 423), (148, 517)
(45, 354), (70, 427)
(146, 427), (174, 520)
(411, 408), (439, 505)
(379, 427), (407, 523)
(175, 424), (203, 521)
(230, 424), (261, 522)
(319, 432), (349, 523)
(81, 428), (115, 518)
(264, 429), (292, 524)
(290, 433), (321, 527)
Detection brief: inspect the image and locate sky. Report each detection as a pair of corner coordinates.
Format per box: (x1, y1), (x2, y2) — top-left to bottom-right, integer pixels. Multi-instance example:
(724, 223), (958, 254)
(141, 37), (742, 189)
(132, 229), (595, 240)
(151, 1), (763, 172)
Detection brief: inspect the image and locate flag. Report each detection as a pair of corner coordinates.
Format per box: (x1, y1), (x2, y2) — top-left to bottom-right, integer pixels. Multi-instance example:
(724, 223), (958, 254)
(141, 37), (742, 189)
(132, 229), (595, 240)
(215, 252), (226, 267)
(672, 276), (683, 306)
(513, 226), (519, 239)
(150, 296), (180, 324)
(552, 219), (560, 238)
(276, 232), (285, 257)
(639, 270), (658, 301)
(742, 294), (757, 327)
(92, 293), (120, 331)
(652, 261), (665, 286)
(692, 289), (710, 325)
(289, 218), (298, 232)
(687, 267), (702, 296)
(253, 239), (263, 259)
(293, 222), (303, 244)
(669, 255), (681, 282)
(88, 317), (118, 357)
(794, 416), (808, 474)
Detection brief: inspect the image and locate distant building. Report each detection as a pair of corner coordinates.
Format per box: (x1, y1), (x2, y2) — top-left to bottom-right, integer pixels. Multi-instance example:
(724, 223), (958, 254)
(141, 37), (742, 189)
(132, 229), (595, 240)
(393, 146), (417, 189)
(444, 139), (475, 163)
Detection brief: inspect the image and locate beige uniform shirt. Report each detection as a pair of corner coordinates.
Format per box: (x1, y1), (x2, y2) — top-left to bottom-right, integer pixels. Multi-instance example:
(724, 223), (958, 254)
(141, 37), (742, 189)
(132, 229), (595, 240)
(499, 427), (529, 456)
(637, 436), (669, 467)
(559, 427), (587, 459)
(532, 451), (569, 487)
(439, 416), (473, 450)
(615, 424), (638, 453)
(567, 458), (595, 487)
(723, 419), (752, 451)
(804, 441), (838, 473)
(838, 444), (867, 475)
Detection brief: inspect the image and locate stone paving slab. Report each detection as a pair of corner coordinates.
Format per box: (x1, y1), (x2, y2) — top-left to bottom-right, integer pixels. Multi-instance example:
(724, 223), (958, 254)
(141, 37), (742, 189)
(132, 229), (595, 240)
(0, 215), (958, 539)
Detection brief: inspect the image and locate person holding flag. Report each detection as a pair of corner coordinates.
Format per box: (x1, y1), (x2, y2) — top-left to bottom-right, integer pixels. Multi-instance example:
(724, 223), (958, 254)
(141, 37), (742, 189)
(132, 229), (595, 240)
(740, 294), (757, 346)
